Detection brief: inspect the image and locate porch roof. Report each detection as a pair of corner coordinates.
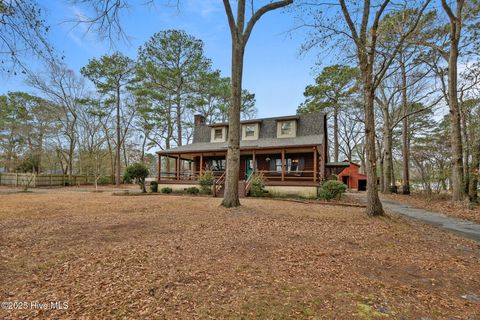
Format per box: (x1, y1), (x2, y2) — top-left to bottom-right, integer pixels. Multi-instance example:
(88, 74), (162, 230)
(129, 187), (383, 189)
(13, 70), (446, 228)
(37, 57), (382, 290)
(157, 134), (323, 155)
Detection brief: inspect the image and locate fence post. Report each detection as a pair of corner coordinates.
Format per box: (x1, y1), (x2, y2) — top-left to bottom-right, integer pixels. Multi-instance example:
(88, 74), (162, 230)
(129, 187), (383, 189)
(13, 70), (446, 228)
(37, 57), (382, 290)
(86, 174), (88, 185)
(33, 174), (36, 188)
(50, 174), (53, 186)
(16, 173), (18, 187)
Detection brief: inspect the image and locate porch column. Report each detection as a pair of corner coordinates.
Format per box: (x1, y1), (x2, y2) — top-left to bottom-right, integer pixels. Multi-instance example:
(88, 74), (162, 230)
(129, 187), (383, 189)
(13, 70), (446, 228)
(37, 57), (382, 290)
(281, 148), (285, 182)
(200, 153), (203, 175)
(176, 155), (180, 180)
(158, 155), (162, 181)
(320, 144), (326, 181)
(252, 150), (256, 173)
(313, 147), (317, 182)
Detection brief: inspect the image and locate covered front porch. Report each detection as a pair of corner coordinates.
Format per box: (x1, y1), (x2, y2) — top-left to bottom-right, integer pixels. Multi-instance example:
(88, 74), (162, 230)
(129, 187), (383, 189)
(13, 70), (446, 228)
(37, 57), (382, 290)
(157, 146), (324, 186)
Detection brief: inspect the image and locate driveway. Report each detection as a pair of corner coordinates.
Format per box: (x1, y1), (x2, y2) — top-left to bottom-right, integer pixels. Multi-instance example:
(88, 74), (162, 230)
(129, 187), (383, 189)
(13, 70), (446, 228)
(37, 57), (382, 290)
(382, 199), (480, 242)
(351, 193), (480, 242)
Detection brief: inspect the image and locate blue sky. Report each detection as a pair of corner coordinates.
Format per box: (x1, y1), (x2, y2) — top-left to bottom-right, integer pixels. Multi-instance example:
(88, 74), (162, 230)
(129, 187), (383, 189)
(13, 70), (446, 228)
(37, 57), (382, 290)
(1, 0), (326, 118)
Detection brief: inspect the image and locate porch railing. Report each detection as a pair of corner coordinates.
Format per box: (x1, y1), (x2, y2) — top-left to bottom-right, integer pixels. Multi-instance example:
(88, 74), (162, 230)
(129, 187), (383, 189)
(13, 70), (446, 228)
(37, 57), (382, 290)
(159, 170), (320, 183)
(256, 170), (318, 180)
(159, 170), (227, 181)
(213, 171), (226, 197)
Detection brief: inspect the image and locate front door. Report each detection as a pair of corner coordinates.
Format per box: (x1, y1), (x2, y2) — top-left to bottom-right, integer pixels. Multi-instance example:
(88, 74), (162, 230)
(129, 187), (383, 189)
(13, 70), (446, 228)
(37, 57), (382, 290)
(245, 158), (255, 179)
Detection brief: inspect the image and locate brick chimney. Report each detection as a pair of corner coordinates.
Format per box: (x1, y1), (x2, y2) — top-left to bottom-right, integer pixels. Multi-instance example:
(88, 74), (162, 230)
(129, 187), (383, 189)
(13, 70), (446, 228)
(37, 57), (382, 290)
(194, 114), (206, 126)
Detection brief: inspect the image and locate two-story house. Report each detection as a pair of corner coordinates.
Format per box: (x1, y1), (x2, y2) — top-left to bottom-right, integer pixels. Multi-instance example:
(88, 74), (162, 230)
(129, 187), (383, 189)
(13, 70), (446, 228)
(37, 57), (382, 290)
(156, 111), (344, 197)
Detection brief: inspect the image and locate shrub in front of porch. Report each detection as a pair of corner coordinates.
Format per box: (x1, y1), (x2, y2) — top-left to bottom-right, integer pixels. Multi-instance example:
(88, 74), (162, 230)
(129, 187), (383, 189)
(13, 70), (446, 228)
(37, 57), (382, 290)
(186, 186), (200, 195)
(160, 187), (173, 194)
(318, 180), (347, 201)
(249, 173), (267, 197)
(198, 170), (214, 194)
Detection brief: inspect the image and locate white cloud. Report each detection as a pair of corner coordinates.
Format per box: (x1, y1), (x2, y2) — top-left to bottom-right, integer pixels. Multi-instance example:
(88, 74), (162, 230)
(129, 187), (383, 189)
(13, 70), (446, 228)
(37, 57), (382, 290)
(64, 6), (107, 54)
(185, 0), (222, 18)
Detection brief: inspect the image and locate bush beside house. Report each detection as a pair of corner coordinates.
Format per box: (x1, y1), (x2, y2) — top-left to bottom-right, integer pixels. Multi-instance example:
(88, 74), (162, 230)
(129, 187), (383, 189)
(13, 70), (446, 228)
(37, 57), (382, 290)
(318, 180), (347, 200)
(198, 170), (214, 194)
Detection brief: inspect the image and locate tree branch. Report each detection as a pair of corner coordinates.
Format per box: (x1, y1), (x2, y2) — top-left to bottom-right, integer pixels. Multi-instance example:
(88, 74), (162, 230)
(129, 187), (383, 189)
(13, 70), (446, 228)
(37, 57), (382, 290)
(440, 0), (456, 22)
(222, 0), (237, 39)
(339, 0), (359, 45)
(243, 0), (293, 43)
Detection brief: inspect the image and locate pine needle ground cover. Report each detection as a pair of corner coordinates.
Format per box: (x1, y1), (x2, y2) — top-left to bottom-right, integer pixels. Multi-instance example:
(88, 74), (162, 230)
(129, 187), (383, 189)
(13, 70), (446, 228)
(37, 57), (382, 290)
(1, 190), (479, 319)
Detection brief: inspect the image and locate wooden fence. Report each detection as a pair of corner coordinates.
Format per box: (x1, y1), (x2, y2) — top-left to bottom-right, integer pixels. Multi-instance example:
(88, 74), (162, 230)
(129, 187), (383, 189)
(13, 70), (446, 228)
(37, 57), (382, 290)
(0, 173), (97, 187)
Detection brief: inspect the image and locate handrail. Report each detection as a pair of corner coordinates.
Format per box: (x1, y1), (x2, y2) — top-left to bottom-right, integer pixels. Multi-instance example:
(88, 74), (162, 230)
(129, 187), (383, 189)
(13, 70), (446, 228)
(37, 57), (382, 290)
(213, 171), (226, 197)
(244, 171), (257, 195)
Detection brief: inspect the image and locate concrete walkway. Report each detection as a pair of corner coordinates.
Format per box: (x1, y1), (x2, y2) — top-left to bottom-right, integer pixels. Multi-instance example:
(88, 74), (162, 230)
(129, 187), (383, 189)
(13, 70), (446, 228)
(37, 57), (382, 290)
(380, 199), (480, 242)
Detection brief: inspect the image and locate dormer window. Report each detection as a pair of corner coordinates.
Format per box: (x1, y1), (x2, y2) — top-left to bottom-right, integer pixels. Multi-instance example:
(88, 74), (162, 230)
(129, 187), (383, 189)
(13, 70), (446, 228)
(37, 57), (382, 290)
(211, 126), (227, 142)
(281, 122), (292, 135)
(214, 128), (223, 139)
(245, 125), (255, 137)
(242, 123), (259, 140)
(277, 120), (296, 138)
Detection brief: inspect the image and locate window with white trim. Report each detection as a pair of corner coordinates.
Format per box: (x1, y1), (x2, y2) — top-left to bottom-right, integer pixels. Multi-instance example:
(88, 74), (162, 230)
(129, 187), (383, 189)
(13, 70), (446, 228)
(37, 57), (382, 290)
(242, 123), (259, 140)
(281, 122), (292, 135)
(214, 128), (223, 140)
(245, 125), (255, 137)
(211, 126), (227, 142)
(277, 120), (296, 138)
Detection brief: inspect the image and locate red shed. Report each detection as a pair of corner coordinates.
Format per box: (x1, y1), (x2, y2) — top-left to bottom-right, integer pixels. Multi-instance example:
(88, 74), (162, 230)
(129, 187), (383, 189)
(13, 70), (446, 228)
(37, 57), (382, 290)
(337, 161), (368, 191)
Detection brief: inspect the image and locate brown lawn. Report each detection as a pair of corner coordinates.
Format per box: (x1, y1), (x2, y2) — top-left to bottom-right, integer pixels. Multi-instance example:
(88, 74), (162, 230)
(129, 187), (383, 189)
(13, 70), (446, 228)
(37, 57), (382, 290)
(0, 189), (479, 319)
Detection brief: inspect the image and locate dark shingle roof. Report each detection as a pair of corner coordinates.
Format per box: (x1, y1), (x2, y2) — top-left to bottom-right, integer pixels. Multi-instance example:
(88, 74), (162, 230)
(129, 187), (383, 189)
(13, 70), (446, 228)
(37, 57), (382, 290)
(159, 112), (326, 154)
(159, 135), (324, 154)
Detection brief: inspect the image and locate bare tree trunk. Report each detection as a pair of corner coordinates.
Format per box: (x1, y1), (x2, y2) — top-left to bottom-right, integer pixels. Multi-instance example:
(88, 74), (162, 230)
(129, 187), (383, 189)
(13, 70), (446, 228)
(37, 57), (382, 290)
(222, 35), (244, 208)
(337, 0), (429, 216)
(141, 134), (147, 162)
(390, 153), (395, 188)
(176, 93), (183, 146)
(364, 81), (384, 216)
(221, 0), (293, 208)
(400, 54), (410, 194)
(358, 142), (366, 174)
(442, 0), (464, 200)
(461, 106), (470, 193)
(165, 101), (172, 175)
(378, 153), (384, 192)
(333, 107), (339, 162)
(68, 144), (74, 182)
(382, 109), (392, 194)
(122, 140), (128, 167)
(448, 42), (463, 200)
(115, 86), (121, 187)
